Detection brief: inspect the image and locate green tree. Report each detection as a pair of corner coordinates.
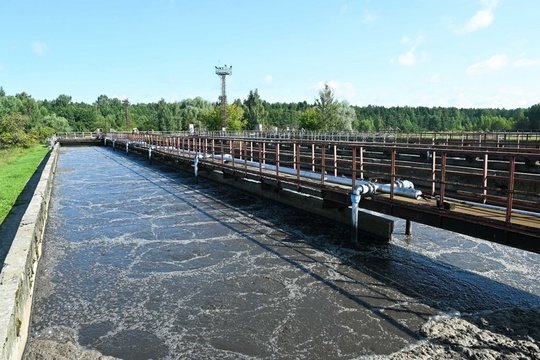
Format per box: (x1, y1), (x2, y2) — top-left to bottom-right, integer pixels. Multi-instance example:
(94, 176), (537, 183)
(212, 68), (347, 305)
(336, 102), (355, 131)
(299, 107), (320, 130)
(243, 89), (268, 130)
(201, 104), (246, 131)
(156, 98), (173, 131)
(0, 113), (35, 148)
(513, 109), (529, 130)
(315, 83), (339, 131)
(526, 104), (540, 130)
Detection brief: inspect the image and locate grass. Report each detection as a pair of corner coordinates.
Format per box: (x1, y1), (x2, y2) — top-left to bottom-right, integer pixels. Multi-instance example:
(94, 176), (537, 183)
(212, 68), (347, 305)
(0, 145), (49, 225)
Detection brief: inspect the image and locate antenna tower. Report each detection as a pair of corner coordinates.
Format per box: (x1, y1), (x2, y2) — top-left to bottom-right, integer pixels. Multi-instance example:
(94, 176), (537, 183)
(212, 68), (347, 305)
(215, 65), (232, 129)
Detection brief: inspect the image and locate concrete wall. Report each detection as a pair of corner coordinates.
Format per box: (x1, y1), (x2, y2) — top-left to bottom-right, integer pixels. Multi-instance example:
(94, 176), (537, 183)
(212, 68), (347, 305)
(0, 144), (59, 360)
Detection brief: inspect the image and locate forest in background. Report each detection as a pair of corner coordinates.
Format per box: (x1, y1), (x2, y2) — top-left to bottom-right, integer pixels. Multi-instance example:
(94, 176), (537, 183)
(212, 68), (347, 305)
(1, 84), (539, 148)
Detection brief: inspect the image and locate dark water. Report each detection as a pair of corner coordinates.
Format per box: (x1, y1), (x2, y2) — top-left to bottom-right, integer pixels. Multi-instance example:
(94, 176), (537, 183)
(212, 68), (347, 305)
(25, 147), (540, 359)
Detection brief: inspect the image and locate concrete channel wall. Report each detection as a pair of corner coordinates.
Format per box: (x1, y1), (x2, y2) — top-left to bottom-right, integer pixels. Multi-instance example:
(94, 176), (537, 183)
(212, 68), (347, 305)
(0, 143), (59, 360)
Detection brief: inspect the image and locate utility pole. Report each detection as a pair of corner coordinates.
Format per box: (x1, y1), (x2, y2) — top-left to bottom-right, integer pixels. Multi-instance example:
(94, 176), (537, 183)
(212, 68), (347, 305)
(123, 99), (131, 130)
(215, 65), (232, 130)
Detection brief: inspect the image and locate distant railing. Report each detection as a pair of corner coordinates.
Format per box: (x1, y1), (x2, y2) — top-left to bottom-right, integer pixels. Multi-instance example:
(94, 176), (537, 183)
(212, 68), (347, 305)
(107, 130), (540, 149)
(56, 132), (102, 139)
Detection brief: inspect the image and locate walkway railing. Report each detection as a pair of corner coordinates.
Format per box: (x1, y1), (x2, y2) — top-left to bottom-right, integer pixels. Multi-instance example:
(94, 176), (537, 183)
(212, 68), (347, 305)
(108, 132), (540, 229)
(106, 130), (540, 149)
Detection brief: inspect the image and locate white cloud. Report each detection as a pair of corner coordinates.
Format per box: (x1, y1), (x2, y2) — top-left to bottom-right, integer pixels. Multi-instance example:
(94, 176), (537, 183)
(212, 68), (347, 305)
(513, 58), (540, 68)
(264, 74), (273, 84)
(360, 11), (377, 24)
(397, 36), (424, 67)
(315, 80), (357, 102)
(456, 0), (498, 34)
(398, 50), (416, 67)
(428, 74), (441, 83)
(466, 54), (508, 75)
(32, 41), (48, 55)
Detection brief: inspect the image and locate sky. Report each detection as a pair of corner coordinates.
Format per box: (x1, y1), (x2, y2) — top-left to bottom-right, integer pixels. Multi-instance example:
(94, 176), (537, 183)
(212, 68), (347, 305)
(0, 0), (539, 108)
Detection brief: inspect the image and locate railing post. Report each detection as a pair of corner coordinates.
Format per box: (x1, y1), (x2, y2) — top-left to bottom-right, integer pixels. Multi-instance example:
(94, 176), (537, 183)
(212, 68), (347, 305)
(483, 153), (488, 203)
(390, 149), (396, 200)
(321, 144), (326, 185)
(296, 143), (300, 188)
(359, 146), (364, 179)
(259, 141), (263, 177)
(293, 142), (297, 170)
(506, 156), (515, 224)
(276, 143), (280, 177)
(351, 146), (357, 189)
(431, 150), (436, 196)
(311, 143), (315, 172)
(439, 152), (447, 208)
(333, 145), (338, 177)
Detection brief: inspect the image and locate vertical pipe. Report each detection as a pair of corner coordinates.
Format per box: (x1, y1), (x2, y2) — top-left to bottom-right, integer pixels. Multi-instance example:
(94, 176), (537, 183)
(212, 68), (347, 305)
(250, 141), (253, 162)
(483, 153), (489, 203)
(263, 143), (266, 165)
(506, 156), (515, 224)
(350, 191), (361, 245)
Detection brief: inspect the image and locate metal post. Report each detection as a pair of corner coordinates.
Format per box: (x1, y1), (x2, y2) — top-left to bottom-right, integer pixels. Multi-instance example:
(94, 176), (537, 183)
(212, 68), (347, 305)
(405, 219), (412, 236)
(439, 152), (447, 208)
(483, 153), (488, 203)
(431, 150), (436, 196)
(333, 145), (338, 177)
(321, 144), (326, 185)
(276, 143), (280, 177)
(293, 142), (297, 170)
(390, 149), (396, 200)
(359, 146), (364, 179)
(311, 143), (315, 172)
(352, 146), (357, 189)
(296, 143), (300, 187)
(258, 142), (263, 177)
(506, 156), (515, 224)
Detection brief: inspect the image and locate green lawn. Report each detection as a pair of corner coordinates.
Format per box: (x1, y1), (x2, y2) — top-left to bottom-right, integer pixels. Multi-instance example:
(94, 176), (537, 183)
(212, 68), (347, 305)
(0, 145), (49, 225)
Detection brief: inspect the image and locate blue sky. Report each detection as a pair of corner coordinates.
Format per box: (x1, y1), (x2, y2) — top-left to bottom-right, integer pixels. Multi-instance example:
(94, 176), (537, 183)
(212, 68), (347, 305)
(0, 0), (539, 108)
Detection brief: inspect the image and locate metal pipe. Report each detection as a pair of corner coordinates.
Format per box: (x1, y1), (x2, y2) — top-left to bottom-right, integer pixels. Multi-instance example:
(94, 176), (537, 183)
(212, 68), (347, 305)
(446, 197), (540, 218)
(350, 190), (361, 244)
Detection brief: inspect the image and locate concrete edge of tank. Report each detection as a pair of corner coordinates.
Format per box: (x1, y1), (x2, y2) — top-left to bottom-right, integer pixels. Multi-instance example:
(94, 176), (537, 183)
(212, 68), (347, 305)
(0, 143), (60, 360)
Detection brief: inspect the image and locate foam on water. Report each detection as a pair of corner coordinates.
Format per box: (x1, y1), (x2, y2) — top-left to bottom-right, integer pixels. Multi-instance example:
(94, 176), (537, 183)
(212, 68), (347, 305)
(25, 146), (540, 359)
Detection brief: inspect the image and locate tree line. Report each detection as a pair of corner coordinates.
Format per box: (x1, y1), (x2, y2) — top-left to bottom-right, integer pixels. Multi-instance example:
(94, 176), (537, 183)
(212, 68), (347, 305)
(1, 84), (539, 148)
